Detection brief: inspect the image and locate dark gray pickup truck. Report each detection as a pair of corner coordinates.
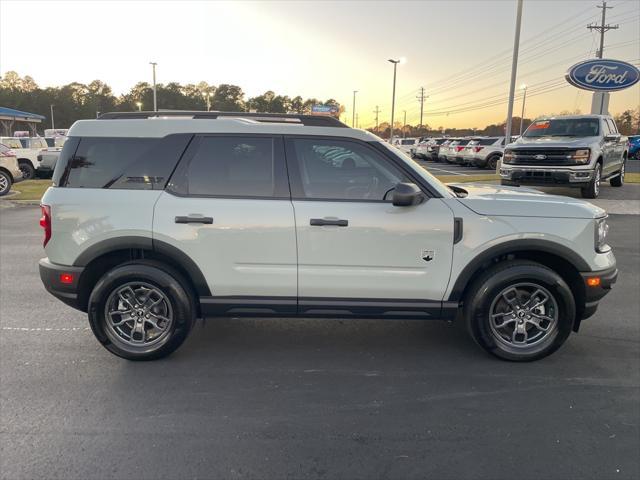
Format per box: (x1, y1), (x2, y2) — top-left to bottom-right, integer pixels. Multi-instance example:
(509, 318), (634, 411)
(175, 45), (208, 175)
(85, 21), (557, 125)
(499, 114), (628, 198)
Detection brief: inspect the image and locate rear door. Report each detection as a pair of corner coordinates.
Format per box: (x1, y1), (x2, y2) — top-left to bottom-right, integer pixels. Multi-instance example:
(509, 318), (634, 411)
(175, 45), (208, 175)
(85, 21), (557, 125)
(153, 134), (297, 315)
(285, 136), (454, 317)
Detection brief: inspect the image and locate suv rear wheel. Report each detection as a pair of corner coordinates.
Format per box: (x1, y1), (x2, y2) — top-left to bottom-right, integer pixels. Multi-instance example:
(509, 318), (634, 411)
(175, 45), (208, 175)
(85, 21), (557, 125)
(486, 154), (500, 170)
(87, 262), (195, 360)
(18, 160), (34, 180)
(464, 260), (575, 361)
(581, 163), (601, 199)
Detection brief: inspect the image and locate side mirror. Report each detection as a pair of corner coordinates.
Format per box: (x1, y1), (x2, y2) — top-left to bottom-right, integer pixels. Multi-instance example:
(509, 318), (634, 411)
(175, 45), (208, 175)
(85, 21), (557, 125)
(392, 182), (423, 207)
(604, 134), (619, 142)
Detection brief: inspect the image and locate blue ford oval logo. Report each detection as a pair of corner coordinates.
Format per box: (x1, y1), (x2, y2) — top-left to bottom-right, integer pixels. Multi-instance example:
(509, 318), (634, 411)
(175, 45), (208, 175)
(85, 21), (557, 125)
(566, 59), (640, 92)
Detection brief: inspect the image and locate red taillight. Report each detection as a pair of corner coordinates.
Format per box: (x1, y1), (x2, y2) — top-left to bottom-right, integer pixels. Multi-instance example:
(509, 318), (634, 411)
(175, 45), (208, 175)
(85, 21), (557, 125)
(456, 146), (465, 152)
(474, 146), (484, 153)
(40, 205), (51, 247)
(59, 273), (74, 284)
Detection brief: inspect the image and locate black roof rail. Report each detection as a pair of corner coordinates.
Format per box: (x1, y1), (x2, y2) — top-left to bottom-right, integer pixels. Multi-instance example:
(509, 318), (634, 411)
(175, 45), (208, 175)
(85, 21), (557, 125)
(97, 111), (348, 128)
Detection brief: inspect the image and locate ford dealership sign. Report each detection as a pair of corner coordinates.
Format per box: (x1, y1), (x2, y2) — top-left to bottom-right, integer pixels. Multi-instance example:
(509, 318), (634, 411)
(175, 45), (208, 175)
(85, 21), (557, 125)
(566, 59), (640, 92)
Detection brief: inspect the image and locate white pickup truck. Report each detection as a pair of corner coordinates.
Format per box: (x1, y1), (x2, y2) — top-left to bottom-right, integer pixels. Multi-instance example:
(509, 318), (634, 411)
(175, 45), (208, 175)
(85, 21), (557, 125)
(0, 137), (48, 179)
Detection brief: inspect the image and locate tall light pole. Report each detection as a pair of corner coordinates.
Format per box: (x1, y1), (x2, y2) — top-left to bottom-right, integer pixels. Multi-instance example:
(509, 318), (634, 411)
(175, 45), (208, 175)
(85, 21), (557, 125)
(388, 58), (401, 142)
(504, 0), (523, 148)
(202, 92), (211, 111)
(150, 62), (158, 112)
(519, 84), (528, 136)
(352, 90), (358, 127)
(50, 105), (55, 129)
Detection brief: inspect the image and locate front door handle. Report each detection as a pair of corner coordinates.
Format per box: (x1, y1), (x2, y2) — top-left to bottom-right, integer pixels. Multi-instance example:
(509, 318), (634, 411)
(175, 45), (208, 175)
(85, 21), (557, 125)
(175, 215), (213, 224)
(310, 218), (348, 227)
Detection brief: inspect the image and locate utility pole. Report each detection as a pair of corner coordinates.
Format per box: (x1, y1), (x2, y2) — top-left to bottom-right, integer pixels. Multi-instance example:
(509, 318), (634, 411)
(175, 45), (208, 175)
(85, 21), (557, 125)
(504, 0), (523, 151)
(416, 87), (427, 128)
(403, 110), (407, 138)
(373, 106), (381, 132)
(352, 90), (358, 127)
(519, 84), (528, 136)
(50, 105), (55, 129)
(150, 62), (158, 112)
(588, 1), (618, 58)
(588, 2), (618, 114)
(388, 59), (401, 142)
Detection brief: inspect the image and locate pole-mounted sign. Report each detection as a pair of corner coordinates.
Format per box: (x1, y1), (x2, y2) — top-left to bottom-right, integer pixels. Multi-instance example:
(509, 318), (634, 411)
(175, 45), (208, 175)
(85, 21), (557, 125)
(565, 59), (640, 91)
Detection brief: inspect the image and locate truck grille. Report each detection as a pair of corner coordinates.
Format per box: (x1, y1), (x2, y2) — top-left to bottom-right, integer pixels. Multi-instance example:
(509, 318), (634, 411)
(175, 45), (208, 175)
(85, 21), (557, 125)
(508, 149), (578, 165)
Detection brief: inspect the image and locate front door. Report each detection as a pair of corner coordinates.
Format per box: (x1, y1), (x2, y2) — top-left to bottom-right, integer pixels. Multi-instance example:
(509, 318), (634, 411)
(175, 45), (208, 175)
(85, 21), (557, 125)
(285, 136), (454, 317)
(153, 135), (297, 315)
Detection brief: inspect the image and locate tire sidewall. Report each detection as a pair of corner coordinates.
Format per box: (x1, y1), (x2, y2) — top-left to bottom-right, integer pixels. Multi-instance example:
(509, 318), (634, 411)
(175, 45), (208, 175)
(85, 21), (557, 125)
(466, 264), (575, 361)
(88, 264), (194, 360)
(0, 171), (11, 196)
(18, 161), (34, 180)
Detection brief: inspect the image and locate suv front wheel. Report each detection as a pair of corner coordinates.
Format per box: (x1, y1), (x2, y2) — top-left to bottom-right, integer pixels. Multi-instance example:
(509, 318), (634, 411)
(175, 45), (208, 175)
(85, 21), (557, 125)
(87, 261), (195, 360)
(464, 260), (575, 361)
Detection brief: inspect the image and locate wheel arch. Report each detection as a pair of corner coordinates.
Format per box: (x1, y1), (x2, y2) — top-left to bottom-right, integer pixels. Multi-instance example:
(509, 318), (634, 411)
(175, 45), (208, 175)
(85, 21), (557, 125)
(449, 240), (588, 329)
(73, 236), (211, 313)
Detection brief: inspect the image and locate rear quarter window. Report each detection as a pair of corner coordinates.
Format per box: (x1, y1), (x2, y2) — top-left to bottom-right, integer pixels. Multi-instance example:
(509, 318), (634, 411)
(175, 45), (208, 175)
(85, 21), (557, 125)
(57, 135), (192, 190)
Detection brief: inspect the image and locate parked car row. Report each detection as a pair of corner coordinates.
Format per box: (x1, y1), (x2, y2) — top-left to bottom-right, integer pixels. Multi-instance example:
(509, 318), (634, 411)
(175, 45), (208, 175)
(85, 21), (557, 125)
(411, 136), (510, 170)
(0, 135), (66, 180)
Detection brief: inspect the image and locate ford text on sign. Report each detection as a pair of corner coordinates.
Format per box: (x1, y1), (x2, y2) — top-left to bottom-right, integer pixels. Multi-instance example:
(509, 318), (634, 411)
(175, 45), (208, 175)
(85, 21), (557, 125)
(566, 59), (640, 92)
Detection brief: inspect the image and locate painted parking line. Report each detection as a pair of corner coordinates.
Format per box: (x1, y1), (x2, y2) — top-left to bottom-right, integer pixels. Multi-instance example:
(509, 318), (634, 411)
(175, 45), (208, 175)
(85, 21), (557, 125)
(1, 326), (90, 332)
(423, 165), (470, 176)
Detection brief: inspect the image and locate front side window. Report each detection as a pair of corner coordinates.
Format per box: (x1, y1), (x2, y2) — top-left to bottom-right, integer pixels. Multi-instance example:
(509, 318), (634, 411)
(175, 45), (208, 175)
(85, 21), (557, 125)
(288, 138), (408, 201)
(169, 136), (283, 198)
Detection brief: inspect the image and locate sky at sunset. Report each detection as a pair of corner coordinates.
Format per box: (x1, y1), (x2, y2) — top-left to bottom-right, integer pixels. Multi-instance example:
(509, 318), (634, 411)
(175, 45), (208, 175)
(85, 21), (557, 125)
(1, 0), (639, 129)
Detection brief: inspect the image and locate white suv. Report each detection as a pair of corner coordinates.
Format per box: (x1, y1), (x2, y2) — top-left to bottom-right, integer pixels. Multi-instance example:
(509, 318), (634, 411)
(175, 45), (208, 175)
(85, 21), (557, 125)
(0, 136), (48, 179)
(39, 112), (617, 362)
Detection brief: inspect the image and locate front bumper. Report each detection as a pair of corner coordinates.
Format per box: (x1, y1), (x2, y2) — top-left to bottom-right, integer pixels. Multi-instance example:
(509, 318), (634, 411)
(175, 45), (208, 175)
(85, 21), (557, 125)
(579, 265), (618, 321)
(500, 166), (593, 186)
(39, 258), (85, 311)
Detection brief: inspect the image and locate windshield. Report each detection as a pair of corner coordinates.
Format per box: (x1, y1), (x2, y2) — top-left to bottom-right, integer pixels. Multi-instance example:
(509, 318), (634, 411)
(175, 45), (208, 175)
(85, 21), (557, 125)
(524, 119), (600, 137)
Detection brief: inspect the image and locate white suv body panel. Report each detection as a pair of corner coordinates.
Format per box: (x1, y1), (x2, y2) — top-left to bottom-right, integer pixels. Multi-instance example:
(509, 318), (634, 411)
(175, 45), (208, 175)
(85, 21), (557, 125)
(153, 194), (297, 297)
(43, 188), (160, 266)
(292, 198), (454, 300)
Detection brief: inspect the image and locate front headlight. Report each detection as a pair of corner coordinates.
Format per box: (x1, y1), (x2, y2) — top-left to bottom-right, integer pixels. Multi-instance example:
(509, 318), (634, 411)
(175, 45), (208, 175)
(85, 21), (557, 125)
(571, 148), (591, 164)
(595, 217), (610, 253)
(503, 149), (514, 164)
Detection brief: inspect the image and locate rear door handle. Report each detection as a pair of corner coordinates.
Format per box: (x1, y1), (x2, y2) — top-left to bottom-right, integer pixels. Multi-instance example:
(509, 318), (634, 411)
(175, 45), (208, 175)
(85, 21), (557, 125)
(310, 218), (348, 227)
(175, 215), (213, 224)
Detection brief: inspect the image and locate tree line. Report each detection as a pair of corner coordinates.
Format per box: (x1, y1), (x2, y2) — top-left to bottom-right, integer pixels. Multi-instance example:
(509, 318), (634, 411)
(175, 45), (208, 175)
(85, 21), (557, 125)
(1, 71), (638, 136)
(0, 72), (342, 131)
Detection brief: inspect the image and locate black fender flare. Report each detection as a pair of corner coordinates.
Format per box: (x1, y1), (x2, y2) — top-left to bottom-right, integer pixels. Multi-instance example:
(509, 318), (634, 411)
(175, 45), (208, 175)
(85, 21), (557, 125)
(73, 236), (211, 297)
(448, 239), (590, 302)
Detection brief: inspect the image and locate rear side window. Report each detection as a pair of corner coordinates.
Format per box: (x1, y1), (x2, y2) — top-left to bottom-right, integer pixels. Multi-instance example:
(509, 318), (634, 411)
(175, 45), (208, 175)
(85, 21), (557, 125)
(168, 135), (288, 198)
(478, 138), (499, 145)
(58, 135), (192, 190)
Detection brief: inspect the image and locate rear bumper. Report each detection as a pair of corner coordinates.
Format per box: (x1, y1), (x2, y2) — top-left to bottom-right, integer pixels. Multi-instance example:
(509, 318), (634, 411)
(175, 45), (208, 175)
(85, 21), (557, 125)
(579, 265), (618, 320)
(39, 258), (85, 311)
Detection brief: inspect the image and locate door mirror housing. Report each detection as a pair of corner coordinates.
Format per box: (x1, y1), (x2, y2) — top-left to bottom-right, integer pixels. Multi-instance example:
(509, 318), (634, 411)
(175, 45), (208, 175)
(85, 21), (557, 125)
(392, 182), (423, 207)
(604, 133), (620, 142)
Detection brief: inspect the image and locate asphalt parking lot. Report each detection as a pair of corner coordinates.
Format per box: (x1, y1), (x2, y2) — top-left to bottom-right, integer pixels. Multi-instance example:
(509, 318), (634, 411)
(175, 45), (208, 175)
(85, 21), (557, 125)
(1, 205), (639, 480)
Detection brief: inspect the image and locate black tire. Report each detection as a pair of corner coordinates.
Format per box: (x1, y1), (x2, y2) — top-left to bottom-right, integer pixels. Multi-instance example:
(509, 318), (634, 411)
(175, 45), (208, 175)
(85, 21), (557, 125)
(486, 154), (500, 171)
(464, 260), (575, 362)
(87, 261), (196, 361)
(581, 163), (601, 199)
(18, 161), (34, 180)
(633, 150), (640, 161)
(0, 171), (12, 196)
(610, 160), (625, 187)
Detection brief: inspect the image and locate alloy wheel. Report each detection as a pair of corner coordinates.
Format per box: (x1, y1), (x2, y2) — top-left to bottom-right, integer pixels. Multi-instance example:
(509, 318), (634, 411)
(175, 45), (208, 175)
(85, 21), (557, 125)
(103, 282), (173, 349)
(489, 282), (559, 348)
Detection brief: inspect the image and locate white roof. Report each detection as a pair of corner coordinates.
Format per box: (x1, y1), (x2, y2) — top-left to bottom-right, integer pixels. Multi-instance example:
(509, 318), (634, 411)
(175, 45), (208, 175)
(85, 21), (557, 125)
(68, 118), (381, 141)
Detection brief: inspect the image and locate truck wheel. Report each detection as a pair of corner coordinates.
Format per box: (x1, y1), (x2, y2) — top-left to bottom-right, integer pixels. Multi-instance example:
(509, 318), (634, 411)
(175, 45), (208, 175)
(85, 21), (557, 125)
(18, 161), (34, 180)
(0, 171), (12, 196)
(87, 262), (195, 361)
(487, 155), (500, 170)
(581, 163), (601, 199)
(610, 161), (625, 187)
(464, 260), (575, 362)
